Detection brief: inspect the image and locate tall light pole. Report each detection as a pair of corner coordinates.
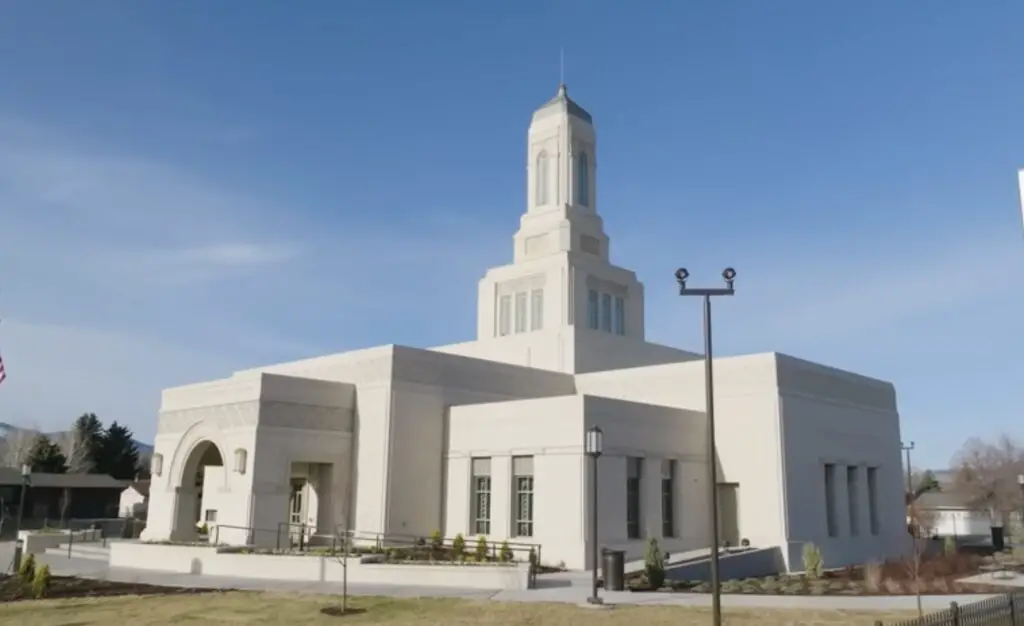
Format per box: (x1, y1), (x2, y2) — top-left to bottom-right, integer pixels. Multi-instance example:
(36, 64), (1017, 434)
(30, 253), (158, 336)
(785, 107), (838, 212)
(675, 267), (736, 626)
(902, 441), (923, 618)
(584, 425), (604, 605)
(12, 463), (30, 573)
(1017, 474), (1024, 545)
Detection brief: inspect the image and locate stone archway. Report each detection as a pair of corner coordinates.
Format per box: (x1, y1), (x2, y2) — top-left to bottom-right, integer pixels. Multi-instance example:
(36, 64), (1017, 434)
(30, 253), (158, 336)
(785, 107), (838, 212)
(171, 440), (224, 542)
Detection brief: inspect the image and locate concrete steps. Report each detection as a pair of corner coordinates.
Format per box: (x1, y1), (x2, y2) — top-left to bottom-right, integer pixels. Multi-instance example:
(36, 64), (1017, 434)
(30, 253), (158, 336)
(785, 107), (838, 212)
(44, 543), (110, 562)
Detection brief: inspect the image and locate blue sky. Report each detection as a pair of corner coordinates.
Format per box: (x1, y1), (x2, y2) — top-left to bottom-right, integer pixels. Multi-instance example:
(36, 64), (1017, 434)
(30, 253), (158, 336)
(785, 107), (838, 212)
(0, 1), (1022, 468)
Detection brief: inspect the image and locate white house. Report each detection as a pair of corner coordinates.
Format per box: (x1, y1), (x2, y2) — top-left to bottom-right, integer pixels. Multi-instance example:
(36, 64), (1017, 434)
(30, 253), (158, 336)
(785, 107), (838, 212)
(139, 84), (908, 571)
(119, 480), (150, 519)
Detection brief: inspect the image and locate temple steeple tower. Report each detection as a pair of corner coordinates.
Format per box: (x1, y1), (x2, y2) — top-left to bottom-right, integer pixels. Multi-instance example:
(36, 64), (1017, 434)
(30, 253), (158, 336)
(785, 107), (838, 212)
(513, 84), (610, 263)
(454, 84), (650, 373)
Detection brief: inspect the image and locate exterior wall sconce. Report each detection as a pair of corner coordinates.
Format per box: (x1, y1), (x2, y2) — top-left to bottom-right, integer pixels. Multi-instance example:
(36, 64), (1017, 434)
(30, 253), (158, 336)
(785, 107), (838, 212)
(151, 453), (163, 477)
(234, 448), (248, 475)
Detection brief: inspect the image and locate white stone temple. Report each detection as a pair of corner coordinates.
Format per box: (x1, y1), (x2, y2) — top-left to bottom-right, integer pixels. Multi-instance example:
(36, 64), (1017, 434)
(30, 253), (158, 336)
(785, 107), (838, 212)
(141, 85), (908, 571)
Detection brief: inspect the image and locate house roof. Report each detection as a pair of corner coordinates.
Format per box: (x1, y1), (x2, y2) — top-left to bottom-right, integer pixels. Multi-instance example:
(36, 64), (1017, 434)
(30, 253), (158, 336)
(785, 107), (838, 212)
(128, 480), (151, 497)
(0, 468), (130, 489)
(916, 490), (976, 510)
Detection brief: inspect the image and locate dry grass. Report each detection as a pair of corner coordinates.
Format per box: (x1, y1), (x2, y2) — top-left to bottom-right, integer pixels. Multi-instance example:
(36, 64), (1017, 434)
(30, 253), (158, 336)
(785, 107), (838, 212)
(0, 591), (919, 625)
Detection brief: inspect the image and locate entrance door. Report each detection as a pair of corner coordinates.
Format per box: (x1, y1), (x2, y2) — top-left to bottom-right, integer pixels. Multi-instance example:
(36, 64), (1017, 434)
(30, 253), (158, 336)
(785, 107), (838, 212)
(717, 483), (740, 547)
(288, 479), (308, 547)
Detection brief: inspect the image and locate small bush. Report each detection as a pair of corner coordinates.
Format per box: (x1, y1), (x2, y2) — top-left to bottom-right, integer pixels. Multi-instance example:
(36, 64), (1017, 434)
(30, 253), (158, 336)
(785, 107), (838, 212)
(644, 537), (666, 590)
(452, 533), (466, 559)
(801, 543), (823, 579)
(474, 536), (488, 562)
(32, 564), (51, 599)
(429, 529), (443, 555)
(18, 553), (36, 585)
(499, 540), (513, 562)
(943, 536), (957, 556)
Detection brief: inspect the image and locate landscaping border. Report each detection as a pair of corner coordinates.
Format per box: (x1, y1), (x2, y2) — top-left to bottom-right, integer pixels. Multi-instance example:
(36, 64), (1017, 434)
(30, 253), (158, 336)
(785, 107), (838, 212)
(109, 542), (532, 590)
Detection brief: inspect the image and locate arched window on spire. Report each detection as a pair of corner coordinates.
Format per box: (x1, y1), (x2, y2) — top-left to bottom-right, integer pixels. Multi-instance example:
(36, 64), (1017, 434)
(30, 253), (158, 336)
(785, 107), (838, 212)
(576, 152), (589, 207)
(535, 151), (549, 206)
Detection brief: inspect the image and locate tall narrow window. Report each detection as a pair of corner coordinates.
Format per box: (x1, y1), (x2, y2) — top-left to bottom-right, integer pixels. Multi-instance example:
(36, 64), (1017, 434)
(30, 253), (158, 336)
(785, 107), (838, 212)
(514, 292), (528, 334)
(498, 295), (512, 336)
(600, 293), (612, 332)
(662, 459), (676, 537)
(627, 457), (643, 539)
(471, 458), (492, 535)
(614, 296), (625, 335)
(587, 290), (599, 329)
(867, 466), (880, 535)
(847, 466), (860, 536)
(530, 289), (544, 331)
(576, 152), (589, 207)
(824, 463), (838, 537)
(535, 151), (549, 206)
(512, 456), (534, 537)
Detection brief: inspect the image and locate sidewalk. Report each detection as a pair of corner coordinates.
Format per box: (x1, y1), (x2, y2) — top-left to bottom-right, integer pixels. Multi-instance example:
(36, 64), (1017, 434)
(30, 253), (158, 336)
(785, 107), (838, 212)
(14, 543), (1000, 612)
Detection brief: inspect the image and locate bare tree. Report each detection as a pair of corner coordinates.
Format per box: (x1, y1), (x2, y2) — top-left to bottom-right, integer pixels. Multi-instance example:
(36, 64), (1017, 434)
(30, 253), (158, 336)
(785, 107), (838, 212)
(0, 423), (41, 468)
(59, 487), (72, 528)
(952, 435), (1024, 526)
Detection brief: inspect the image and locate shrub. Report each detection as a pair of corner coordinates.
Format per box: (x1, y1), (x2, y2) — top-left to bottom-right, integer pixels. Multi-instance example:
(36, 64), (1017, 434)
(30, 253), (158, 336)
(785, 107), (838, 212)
(196, 523), (209, 535)
(499, 540), (513, 562)
(863, 561), (883, 592)
(452, 533), (466, 559)
(429, 529), (443, 555)
(644, 537), (666, 590)
(943, 536), (957, 556)
(474, 536), (488, 562)
(801, 543), (823, 579)
(18, 553), (36, 585)
(32, 564), (51, 599)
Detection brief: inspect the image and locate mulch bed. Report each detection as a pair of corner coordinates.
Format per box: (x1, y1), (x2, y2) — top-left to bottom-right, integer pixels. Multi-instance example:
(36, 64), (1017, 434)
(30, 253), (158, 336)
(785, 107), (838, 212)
(0, 575), (227, 603)
(626, 551), (1018, 596)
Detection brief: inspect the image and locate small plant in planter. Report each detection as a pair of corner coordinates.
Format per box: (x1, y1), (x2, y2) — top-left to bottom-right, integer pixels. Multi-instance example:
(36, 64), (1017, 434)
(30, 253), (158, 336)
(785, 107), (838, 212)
(644, 537), (666, 590)
(430, 530), (444, 558)
(32, 564), (51, 599)
(474, 536), (488, 562)
(452, 534), (466, 561)
(802, 542), (823, 579)
(18, 553), (36, 585)
(943, 536), (957, 556)
(499, 540), (513, 562)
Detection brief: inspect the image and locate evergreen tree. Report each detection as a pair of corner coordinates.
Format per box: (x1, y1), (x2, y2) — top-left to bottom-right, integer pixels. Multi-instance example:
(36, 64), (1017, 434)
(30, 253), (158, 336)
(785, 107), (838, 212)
(67, 413), (104, 473)
(25, 435), (68, 473)
(96, 422), (140, 480)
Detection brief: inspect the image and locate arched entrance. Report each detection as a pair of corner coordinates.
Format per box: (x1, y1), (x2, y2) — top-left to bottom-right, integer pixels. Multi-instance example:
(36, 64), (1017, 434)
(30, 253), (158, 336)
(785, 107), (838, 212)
(171, 440), (224, 542)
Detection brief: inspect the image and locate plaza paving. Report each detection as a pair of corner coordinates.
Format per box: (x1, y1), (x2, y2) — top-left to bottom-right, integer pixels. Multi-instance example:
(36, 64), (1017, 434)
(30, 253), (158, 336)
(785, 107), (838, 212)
(0, 540), (1008, 611)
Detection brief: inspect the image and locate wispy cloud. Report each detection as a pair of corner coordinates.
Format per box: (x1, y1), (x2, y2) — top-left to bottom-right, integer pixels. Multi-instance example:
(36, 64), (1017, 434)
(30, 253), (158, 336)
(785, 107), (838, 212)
(0, 116), (501, 440)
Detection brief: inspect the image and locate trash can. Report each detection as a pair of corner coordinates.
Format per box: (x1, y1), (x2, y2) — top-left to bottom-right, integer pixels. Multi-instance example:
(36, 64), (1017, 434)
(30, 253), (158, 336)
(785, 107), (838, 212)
(602, 549), (626, 591)
(992, 526), (1005, 551)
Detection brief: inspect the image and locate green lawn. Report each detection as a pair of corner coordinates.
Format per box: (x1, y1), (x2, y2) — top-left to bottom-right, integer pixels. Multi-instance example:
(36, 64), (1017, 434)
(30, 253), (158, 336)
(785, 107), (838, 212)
(0, 591), (919, 625)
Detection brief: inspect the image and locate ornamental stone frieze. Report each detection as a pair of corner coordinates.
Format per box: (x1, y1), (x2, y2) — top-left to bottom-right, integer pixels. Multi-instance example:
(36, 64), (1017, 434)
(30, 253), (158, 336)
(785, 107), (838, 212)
(157, 402), (260, 435)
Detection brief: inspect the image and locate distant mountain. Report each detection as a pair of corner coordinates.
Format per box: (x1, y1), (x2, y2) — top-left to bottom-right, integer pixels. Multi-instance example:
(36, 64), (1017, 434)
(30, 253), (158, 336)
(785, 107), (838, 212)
(0, 421), (153, 466)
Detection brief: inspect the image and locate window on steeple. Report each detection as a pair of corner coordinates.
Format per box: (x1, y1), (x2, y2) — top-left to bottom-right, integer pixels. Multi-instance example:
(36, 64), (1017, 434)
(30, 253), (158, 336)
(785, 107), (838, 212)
(576, 152), (589, 207)
(535, 151), (549, 206)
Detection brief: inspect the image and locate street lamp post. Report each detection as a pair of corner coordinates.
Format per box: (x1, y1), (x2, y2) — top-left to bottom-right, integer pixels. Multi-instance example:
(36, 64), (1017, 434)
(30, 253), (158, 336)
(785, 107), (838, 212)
(674, 267), (736, 626)
(12, 463), (31, 573)
(1017, 474), (1024, 545)
(584, 426), (604, 605)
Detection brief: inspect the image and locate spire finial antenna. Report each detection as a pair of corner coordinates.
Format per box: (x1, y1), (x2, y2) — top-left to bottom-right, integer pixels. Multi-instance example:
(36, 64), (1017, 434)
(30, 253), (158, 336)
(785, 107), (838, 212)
(559, 47), (565, 88)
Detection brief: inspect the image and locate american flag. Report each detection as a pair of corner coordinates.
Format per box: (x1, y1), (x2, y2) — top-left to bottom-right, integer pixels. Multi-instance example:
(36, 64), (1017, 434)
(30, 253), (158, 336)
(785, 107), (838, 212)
(0, 351), (6, 385)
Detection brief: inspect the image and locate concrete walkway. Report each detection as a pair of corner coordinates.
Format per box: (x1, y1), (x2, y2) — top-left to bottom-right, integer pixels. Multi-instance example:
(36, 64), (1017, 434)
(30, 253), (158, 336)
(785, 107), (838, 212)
(0, 541), (999, 612)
